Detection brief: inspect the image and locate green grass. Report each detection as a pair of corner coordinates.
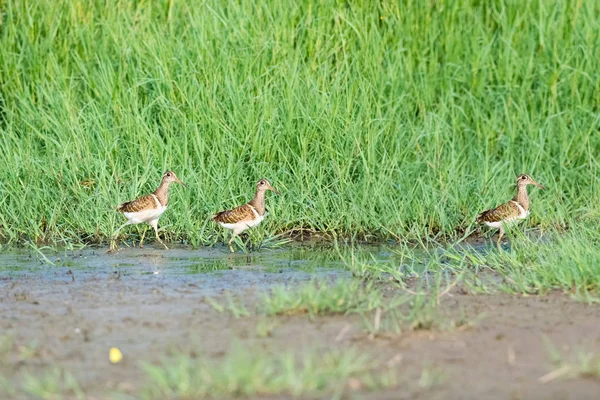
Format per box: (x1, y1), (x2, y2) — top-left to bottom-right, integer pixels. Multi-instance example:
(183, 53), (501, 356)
(204, 293), (251, 318)
(260, 279), (403, 316)
(341, 220), (600, 295)
(19, 369), (85, 400)
(259, 278), (464, 334)
(542, 340), (600, 383)
(0, 336), (84, 400)
(204, 278), (459, 336)
(456, 227), (600, 296)
(202, 279), (399, 317)
(0, 345), (400, 400)
(141, 345), (397, 399)
(0, 0), (598, 246)
(201, 277), (455, 334)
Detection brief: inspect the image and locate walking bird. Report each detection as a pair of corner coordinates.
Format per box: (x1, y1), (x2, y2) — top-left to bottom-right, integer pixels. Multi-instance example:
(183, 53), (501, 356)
(109, 171), (186, 252)
(477, 174), (545, 247)
(213, 178), (279, 252)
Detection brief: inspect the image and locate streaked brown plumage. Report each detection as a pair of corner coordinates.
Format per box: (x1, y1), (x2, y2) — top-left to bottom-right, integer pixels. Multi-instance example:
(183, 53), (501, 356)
(213, 178), (280, 252)
(108, 171), (186, 252)
(213, 204), (256, 224)
(477, 174), (545, 246)
(117, 194), (159, 214)
(476, 201), (520, 223)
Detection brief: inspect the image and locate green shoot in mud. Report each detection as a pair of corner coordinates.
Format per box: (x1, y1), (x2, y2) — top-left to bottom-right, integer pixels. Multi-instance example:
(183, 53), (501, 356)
(0, 337), (83, 400)
(260, 280), (404, 316)
(141, 345), (397, 399)
(361, 291), (472, 337)
(541, 341), (600, 383)
(418, 366), (447, 390)
(20, 369), (84, 400)
(208, 293), (250, 319)
(259, 278), (462, 334)
(255, 318), (279, 338)
(205, 277), (460, 335)
(0, 0), (598, 246)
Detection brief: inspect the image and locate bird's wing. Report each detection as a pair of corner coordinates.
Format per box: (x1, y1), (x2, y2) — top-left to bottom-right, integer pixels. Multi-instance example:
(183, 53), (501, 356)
(477, 201), (519, 223)
(213, 204), (256, 224)
(117, 194), (158, 213)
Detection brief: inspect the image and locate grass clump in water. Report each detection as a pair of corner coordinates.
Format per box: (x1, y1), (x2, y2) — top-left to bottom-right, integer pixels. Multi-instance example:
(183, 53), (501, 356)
(441, 224), (600, 297)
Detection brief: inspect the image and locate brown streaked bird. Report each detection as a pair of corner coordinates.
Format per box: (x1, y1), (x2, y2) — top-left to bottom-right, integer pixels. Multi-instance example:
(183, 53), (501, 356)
(213, 178), (280, 252)
(108, 171), (186, 252)
(477, 174), (545, 246)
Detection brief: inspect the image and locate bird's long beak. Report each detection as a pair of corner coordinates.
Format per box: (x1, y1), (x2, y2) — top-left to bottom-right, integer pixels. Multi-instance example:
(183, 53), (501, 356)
(176, 178), (188, 188)
(269, 185), (280, 195)
(533, 181), (545, 190)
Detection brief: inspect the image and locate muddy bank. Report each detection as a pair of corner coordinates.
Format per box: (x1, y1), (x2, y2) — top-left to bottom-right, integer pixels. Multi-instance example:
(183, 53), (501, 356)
(0, 246), (599, 399)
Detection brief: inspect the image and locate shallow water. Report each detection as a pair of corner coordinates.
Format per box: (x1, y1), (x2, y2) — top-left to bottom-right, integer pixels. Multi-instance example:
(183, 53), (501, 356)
(0, 236), (505, 298)
(0, 243), (423, 295)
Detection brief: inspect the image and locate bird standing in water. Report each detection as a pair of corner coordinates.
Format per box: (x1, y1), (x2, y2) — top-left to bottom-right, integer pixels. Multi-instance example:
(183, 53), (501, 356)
(109, 171), (186, 252)
(477, 174), (545, 247)
(213, 178), (279, 252)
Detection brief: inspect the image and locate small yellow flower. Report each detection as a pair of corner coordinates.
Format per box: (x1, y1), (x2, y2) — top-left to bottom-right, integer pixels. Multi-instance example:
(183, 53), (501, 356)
(109, 347), (123, 364)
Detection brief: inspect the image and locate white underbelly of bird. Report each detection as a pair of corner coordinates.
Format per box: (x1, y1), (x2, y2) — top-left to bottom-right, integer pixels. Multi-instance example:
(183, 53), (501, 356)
(124, 206), (167, 224)
(219, 215), (264, 234)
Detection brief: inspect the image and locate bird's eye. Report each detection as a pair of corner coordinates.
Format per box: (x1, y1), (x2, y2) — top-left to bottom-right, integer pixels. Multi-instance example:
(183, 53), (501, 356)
(167, 173), (171, 177)
(521, 176), (527, 180)
(260, 180), (265, 185)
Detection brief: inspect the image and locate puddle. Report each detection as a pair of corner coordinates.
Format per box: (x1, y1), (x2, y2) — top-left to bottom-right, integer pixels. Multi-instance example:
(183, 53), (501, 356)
(0, 243), (424, 295)
(0, 236), (510, 298)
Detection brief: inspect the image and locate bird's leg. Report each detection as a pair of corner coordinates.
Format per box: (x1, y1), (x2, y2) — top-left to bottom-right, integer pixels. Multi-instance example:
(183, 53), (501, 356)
(150, 219), (168, 250)
(228, 234), (235, 253)
(139, 226), (148, 248)
(107, 222), (130, 253)
(497, 226), (505, 249)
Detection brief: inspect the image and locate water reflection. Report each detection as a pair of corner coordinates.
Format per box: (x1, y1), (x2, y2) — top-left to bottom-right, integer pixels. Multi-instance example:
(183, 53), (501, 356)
(0, 243), (406, 279)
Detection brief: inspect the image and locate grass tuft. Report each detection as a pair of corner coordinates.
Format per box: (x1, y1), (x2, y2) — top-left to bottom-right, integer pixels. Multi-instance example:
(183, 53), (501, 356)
(141, 345), (395, 399)
(444, 224), (600, 295)
(260, 279), (404, 316)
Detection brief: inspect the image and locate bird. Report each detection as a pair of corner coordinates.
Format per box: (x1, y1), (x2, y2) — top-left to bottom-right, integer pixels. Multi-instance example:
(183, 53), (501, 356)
(108, 171), (186, 252)
(477, 173), (545, 247)
(213, 178), (280, 252)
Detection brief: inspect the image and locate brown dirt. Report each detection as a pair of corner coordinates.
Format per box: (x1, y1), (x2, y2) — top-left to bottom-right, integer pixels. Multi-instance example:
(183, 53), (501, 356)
(1, 247), (599, 400)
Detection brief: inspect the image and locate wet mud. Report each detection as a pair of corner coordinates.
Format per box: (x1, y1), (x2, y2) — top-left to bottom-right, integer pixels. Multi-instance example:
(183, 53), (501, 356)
(1, 244), (599, 399)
